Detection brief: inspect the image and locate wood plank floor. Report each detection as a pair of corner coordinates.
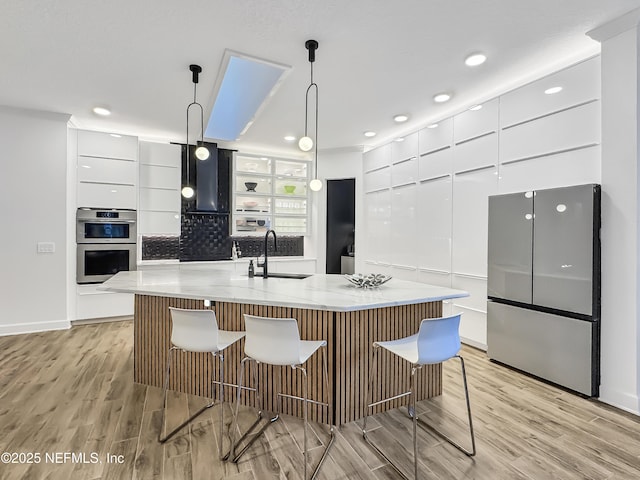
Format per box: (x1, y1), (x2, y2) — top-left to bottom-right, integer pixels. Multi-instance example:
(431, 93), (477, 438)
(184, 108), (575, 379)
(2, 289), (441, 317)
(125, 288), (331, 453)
(1, 320), (640, 479)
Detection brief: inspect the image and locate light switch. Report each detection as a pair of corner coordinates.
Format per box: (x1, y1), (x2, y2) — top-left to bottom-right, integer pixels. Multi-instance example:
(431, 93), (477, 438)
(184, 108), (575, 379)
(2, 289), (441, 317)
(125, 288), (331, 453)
(37, 242), (56, 253)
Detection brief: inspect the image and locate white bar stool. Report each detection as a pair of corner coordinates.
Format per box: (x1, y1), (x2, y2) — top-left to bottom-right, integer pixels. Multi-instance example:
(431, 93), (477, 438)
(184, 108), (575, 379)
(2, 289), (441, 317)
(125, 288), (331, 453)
(362, 313), (476, 479)
(228, 314), (335, 480)
(158, 307), (245, 460)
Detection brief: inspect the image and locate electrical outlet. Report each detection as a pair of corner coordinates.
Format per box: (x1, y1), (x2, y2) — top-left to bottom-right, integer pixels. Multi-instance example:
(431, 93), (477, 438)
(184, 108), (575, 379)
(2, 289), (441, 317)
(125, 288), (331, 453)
(37, 242), (56, 253)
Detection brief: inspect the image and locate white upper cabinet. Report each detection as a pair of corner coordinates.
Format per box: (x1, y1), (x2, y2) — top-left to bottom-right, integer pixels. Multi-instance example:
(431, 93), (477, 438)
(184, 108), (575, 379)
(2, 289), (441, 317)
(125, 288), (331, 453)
(419, 118), (453, 155)
(391, 157), (418, 186)
(139, 141), (181, 167)
(453, 132), (498, 173)
(392, 131), (419, 163)
(364, 166), (391, 193)
(78, 156), (136, 185)
(500, 57), (600, 128)
(138, 142), (181, 235)
(363, 144), (391, 172)
(500, 101), (600, 163)
(77, 130), (138, 160)
(76, 129), (138, 209)
(453, 99), (498, 144)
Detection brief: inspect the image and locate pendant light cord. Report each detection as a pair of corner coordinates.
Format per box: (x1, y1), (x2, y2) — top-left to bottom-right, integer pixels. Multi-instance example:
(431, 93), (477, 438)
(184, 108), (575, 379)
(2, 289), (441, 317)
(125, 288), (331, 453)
(304, 57), (319, 179)
(185, 76), (206, 186)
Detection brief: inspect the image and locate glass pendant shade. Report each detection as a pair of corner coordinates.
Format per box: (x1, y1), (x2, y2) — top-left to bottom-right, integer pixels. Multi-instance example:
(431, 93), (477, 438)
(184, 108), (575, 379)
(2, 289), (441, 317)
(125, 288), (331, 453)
(181, 185), (195, 199)
(309, 178), (322, 191)
(298, 136), (313, 152)
(195, 145), (210, 160)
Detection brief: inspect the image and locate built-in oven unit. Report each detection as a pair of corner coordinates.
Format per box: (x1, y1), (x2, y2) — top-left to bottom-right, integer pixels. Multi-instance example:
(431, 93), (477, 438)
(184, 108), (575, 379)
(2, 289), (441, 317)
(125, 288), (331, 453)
(76, 208), (137, 284)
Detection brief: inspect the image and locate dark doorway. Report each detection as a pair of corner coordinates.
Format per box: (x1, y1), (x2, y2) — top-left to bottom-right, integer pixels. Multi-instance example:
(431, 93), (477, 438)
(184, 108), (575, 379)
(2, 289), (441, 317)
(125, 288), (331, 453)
(326, 178), (355, 274)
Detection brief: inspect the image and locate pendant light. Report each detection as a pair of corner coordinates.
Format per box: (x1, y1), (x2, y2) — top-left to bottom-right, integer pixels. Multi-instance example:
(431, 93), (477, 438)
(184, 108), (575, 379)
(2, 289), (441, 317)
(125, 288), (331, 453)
(182, 64), (209, 199)
(300, 40), (322, 192)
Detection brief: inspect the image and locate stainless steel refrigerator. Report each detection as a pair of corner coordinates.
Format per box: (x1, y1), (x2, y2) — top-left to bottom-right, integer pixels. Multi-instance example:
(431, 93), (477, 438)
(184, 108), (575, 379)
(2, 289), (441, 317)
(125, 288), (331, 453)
(487, 184), (600, 396)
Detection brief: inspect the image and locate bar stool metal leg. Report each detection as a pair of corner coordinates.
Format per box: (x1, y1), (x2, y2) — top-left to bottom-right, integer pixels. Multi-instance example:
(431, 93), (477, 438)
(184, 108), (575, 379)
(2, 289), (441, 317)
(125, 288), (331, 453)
(159, 348), (224, 452)
(228, 357), (279, 463)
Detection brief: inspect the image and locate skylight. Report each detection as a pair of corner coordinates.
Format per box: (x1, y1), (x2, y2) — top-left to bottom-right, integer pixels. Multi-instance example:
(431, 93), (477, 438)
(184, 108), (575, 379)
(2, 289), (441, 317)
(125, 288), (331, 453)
(205, 50), (291, 141)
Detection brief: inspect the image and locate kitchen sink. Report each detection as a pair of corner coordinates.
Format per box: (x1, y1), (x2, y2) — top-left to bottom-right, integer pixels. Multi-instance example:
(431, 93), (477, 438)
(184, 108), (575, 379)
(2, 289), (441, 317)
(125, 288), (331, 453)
(266, 273), (312, 279)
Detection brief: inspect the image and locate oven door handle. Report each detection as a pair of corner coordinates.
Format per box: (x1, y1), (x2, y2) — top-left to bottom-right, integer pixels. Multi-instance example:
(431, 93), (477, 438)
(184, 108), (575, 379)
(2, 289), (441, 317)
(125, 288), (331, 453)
(77, 219), (136, 223)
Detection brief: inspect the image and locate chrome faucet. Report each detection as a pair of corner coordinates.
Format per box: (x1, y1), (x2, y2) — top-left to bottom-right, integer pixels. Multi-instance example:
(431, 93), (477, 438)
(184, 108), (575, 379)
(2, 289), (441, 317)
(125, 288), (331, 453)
(261, 229), (277, 278)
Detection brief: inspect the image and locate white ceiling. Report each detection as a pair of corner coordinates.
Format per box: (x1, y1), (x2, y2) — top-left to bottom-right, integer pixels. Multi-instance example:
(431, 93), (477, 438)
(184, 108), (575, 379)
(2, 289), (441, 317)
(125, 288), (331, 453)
(2, 0), (639, 156)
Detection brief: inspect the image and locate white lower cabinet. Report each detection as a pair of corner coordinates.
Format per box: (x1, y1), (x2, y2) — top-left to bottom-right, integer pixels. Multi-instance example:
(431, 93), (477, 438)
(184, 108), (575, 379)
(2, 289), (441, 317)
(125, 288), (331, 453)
(76, 286), (134, 320)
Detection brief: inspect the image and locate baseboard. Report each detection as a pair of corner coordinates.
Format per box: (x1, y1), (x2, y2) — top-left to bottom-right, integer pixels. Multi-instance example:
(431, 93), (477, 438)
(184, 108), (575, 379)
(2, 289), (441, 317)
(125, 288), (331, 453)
(0, 319), (71, 337)
(71, 315), (133, 326)
(461, 336), (487, 351)
(599, 386), (640, 416)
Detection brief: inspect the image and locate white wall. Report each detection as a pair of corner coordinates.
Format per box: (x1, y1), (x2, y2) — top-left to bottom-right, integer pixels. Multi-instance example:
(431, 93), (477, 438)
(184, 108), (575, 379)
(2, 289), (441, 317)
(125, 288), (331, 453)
(0, 106), (71, 335)
(589, 14), (640, 414)
(311, 149), (363, 273)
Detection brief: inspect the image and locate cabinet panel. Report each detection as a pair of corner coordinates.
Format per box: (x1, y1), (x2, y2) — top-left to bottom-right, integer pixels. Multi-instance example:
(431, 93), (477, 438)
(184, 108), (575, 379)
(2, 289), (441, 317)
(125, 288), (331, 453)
(392, 132), (418, 163)
(139, 164), (179, 190)
(390, 265), (417, 281)
(417, 176), (452, 272)
(139, 188), (179, 212)
(453, 305), (487, 348)
(391, 157), (418, 186)
(500, 101), (600, 163)
(419, 118), (453, 155)
(453, 132), (497, 173)
(363, 144), (391, 172)
(78, 156), (136, 185)
(77, 130), (138, 160)
(417, 270), (451, 288)
(500, 57), (600, 128)
(364, 166), (390, 192)
(365, 189), (392, 264)
(391, 183), (418, 267)
(139, 211), (181, 235)
(452, 167), (498, 276)
(498, 145), (600, 194)
(419, 147), (452, 180)
(76, 290), (134, 320)
(452, 275), (487, 313)
(453, 98), (498, 143)
(139, 142), (181, 167)
(78, 182), (136, 209)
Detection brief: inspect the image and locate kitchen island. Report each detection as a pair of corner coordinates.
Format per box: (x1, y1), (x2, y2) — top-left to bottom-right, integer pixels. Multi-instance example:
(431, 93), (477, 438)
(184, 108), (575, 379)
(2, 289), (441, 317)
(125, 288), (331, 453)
(103, 264), (468, 425)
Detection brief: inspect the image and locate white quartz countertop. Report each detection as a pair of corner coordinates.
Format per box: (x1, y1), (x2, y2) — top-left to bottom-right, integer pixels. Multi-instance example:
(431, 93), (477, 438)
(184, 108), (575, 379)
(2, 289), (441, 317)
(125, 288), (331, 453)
(101, 263), (468, 312)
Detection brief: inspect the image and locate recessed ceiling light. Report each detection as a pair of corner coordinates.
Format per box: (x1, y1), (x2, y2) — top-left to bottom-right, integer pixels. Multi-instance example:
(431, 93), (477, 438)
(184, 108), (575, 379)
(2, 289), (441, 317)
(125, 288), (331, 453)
(92, 106), (111, 116)
(393, 114), (409, 123)
(284, 135), (296, 142)
(469, 104), (483, 111)
(465, 53), (487, 67)
(110, 133), (122, 138)
(427, 123), (439, 129)
(364, 131), (376, 138)
(394, 137), (405, 142)
(433, 93), (451, 103)
(544, 86), (563, 95)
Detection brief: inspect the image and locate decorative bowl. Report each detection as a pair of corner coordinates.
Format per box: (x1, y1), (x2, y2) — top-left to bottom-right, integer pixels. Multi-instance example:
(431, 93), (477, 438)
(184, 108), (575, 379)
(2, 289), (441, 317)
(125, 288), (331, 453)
(245, 182), (258, 192)
(344, 273), (392, 288)
(242, 200), (259, 208)
(257, 220), (266, 226)
(283, 185), (296, 194)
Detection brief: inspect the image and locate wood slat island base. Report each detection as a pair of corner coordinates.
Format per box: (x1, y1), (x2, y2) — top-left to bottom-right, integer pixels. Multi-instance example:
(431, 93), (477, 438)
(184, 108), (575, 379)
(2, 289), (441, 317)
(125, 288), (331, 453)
(134, 294), (443, 426)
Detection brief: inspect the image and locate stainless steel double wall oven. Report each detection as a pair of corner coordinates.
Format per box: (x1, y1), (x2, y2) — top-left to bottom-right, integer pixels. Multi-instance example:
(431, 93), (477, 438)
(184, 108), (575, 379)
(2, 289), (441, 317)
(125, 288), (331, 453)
(76, 208), (137, 284)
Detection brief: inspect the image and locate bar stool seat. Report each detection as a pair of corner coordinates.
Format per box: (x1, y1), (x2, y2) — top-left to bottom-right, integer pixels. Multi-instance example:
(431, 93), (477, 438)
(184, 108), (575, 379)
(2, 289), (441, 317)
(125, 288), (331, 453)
(229, 314), (335, 480)
(362, 313), (476, 479)
(158, 307), (245, 460)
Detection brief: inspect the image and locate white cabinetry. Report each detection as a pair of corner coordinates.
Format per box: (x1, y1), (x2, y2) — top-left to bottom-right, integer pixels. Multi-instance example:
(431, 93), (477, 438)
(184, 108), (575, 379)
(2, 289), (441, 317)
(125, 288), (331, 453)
(74, 129), (138, 321)
(76, 130), (138, 209)
(359, 57), (601, 350)
(138, 142), (181, 235)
